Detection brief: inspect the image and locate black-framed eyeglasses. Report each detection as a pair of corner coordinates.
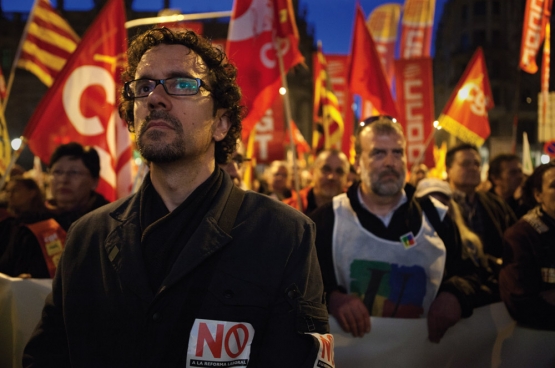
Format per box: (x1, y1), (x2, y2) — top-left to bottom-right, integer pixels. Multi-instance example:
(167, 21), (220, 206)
(359, 115), (396, 127)
(124, 77), (209, 98)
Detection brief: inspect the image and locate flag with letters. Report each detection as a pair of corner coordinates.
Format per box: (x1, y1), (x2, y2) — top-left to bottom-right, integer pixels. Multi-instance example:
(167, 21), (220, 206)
(16, 0), (80, 87)
(313, 43), (344, 153)
(226, 0), (304, 141)
(23, 0), (132, 201)
(437, 48), (493, 147)
(399, 0), (436, 59)
(520, 0), (552, 74)
(367, 3), (402, 86)
(348, 5), (398, 118)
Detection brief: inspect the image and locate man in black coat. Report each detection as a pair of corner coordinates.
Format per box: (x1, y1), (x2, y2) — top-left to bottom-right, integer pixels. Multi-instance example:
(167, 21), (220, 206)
(23, 28), (332, 368)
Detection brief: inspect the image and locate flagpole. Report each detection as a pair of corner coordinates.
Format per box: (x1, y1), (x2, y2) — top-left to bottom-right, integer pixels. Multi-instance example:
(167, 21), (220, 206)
(1, 0), (39, 113)
(411, 125), (436, 168)
(0, 138), (26, 189)
(275, 38), (302, 210)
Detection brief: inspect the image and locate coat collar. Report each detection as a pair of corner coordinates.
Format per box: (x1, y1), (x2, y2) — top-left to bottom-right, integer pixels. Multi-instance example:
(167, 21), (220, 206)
(104, 170), (236, 303)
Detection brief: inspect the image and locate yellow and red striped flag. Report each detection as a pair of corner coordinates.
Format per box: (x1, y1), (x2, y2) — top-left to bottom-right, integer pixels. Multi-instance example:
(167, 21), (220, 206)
(313, 42), (344, 153)
(17, 0), (80, 87)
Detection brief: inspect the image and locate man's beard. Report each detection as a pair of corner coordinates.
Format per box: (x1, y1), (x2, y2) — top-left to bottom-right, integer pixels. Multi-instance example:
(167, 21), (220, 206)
(362, 167), (405, 197)
(136, 111), (186, 163)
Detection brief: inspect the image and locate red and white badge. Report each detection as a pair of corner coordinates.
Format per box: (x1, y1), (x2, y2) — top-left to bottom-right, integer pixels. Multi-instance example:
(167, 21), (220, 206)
(187, 319), (255, 368)
(308, 333), (335, 368)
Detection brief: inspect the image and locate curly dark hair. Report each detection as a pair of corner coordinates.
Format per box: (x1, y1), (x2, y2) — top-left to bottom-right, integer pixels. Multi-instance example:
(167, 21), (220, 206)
(118, 27), (244, 164)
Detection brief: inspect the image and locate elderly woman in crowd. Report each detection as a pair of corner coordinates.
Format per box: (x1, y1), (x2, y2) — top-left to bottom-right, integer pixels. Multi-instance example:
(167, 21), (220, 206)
(0, 142), (109, 278)
(500, 161), (555, 330)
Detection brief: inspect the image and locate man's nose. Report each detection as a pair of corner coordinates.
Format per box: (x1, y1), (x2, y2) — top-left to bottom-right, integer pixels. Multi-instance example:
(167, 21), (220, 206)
(147, 84), (171, 110)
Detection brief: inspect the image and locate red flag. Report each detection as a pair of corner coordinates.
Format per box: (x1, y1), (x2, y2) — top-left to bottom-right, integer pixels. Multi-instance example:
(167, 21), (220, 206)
(313, 43), (344, 153)
(0, 68), (6, 100)
(394, 57), (435, 169)
(399, 0), (436, 59)
(16, 0), (80, 87)
(348, 5), (399, 118)
(23, 0), (132, 201)
(226, 0), (304, 141)
(541, 22), (551, 125)
(520, 0), (553, 74)
(437, 48), (494, 147)
(367, 4), (402, 86)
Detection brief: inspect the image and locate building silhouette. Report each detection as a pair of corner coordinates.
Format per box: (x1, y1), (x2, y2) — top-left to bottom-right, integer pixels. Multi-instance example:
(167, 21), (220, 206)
(433, 0), (553, 159)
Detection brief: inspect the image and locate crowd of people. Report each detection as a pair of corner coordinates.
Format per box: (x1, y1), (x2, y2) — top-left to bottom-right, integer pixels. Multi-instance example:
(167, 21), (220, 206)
(0, 27), (552, 366)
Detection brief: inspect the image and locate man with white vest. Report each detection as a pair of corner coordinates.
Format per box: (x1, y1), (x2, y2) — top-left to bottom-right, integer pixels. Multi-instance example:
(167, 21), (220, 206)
(310, 116), (481, 343)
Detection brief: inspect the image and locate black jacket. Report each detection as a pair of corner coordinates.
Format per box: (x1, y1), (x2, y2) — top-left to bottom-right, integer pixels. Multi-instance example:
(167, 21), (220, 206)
(23, 172), (329, 368)
(500, 207), (555, 330)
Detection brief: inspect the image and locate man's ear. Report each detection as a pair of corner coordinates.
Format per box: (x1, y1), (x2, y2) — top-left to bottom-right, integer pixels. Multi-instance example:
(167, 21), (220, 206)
(213, 109), (231, 142)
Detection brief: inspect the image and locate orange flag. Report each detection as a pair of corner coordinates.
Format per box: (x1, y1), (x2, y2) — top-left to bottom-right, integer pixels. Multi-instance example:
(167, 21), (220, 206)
(285, 120), (311, 159)
(520, 0), (553, 74)
(23, 0), (132, 201)
(226, 0), (304, 141)
(437, 48), (494, 147)
(367, 3), (402, 86)
(16, 0), (80, 87)
(399, 0), (436, 59)
(313, 42), (344, 153)
(348, 5), (399, 119)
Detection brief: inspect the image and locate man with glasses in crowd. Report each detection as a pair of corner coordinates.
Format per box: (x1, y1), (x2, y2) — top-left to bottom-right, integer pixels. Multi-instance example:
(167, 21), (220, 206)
(24, 28), (332, 368)
(0, 142), (107, 279)
(284, 149), (350, 215)
(310, 116), (482, 343)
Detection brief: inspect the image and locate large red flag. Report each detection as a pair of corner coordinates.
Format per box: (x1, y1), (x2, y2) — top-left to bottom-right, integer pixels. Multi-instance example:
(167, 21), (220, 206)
(367, 4), (402, 86)
(348, 5), (399, 119)
(16, 0), (80, 87)
(226, 0), (304, 141)
(399, 0), (436, 59)
(437, 48), (494, 147)
(520, 0), (553, 74)
(23, 0), (132, 201)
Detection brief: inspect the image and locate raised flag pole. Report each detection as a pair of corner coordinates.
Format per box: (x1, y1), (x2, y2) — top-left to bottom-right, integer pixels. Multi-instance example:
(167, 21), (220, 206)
(0, 138), (26, 189)
(275, 38), (302, 210)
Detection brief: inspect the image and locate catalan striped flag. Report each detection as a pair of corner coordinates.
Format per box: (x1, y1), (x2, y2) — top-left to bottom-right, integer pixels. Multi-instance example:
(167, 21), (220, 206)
(16, 0), (80, 87)
(313, 42), (344, 153)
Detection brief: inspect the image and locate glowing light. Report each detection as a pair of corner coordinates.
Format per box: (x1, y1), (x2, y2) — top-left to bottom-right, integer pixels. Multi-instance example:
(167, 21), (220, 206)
(457, 85), (470, 100)
(134, 157), (142, 166)
(392, 118), (397, 123)
(279, 87), (286, 95)
(541, 154), (551, 164)
(433, 120), (441, 130)
(11, 138), (22, 151)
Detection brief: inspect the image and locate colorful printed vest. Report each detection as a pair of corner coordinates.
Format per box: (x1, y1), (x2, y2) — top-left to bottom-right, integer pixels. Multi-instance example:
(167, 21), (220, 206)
(332, 194), (447, 318)
(25, 219), (67, 278)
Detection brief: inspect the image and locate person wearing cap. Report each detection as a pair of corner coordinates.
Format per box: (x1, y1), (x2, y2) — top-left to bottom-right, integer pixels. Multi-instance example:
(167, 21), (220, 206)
(310, 116), (482, 343)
